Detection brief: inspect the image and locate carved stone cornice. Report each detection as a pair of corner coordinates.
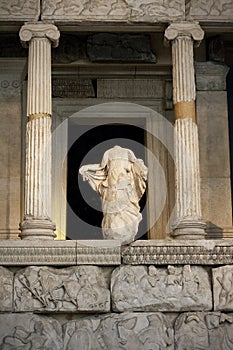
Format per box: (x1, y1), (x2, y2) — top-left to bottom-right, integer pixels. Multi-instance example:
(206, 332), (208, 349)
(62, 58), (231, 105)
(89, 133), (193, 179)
(0, 240), (121, 266)
(164, 21), (204, 46)
(19, 22), (60, 48)
(122, 240), (233, 265)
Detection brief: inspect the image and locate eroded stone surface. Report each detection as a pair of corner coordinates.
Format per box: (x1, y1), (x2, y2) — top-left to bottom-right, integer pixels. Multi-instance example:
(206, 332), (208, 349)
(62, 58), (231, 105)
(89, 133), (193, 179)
(195, 62), (229, 91)
(0, 0), (40, 20)
(175, 312), (233, 350)
(87, 34), (156, 62)
(0, 313), (62, 349)
(111, 265), (212, 311)
(63, 312), (174, 349)
(213, 265), (233, 311)
(14, 266), (110, 312)
(42, 0), (184, 22)
(186, 0), (233, 21)
(0, 266), (13, 311)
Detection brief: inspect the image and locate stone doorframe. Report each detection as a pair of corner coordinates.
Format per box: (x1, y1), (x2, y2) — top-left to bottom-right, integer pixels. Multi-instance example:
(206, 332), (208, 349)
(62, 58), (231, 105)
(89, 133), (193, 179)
(52, 99), (174, 240)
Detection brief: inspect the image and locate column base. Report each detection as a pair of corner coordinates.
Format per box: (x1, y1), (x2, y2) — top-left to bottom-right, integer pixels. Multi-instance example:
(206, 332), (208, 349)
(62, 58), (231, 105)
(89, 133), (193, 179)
(172, 218), (206, 240)
(19, 218), (56, 240)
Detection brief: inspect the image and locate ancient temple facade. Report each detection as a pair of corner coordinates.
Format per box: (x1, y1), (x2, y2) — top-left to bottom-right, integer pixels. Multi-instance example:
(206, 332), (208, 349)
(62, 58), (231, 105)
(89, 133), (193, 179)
(1, 1), (233, 349)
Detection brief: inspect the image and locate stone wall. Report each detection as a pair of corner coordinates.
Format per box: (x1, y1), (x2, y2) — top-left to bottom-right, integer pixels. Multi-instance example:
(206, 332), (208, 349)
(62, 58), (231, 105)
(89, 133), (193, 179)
(1, 260), (233, 349)
(0, 59), (26, 239)
(196, 62), (233, 238)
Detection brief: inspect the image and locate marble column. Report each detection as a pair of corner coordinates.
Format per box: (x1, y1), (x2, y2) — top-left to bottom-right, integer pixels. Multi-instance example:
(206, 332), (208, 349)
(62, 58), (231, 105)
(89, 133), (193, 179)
(19, 23), (60, 239)
(164, 22), (206, 239)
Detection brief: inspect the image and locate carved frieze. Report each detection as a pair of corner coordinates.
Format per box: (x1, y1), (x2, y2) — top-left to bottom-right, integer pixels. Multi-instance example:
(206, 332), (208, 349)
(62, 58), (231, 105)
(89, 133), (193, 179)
(175, 312), (233, 350)
(0, 267), (13, 312)
(111, 265), (212, 312)
(186, 0), (233, 21)
(14, 266), (110, 312)
(53, 79), (95, 98)
(213, 265), (233, 311)
(0, 313), (62, 349)
(87, 34), (156, 63)
(41, 0), (184, 22)
(0, 79), (21, 99)
(0, 0), (40, 21)
(63, 312), (174, 349)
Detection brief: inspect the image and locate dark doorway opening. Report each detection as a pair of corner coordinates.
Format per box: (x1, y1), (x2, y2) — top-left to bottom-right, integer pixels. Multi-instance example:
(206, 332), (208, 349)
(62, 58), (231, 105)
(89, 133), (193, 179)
(66, 122), (147, 240)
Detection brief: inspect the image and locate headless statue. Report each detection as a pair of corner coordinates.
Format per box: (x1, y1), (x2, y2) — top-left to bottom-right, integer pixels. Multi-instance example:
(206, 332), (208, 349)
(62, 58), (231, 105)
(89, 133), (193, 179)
(79, 146), (148, 245)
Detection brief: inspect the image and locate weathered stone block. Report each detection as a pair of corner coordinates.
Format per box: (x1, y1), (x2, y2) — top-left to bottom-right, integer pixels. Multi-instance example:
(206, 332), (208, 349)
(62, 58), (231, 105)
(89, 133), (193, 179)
(195, 62), (229, 91)
(42, 0), (184, 23)
(63, 312), (174, 349)
(186, 0), (233, 22)
(175, 312), (233, 350)
(97, 79), (164, 98)
(0, 0), (40, 21)
(87, 34), (156, 63)
(14, 266), (110, 312)
(0, 266), (13, 311)
(213, 265), (233, 311)
(201, 178), (232, 228)
(111, 265), (212, 312)
(0, 313), (62, 349)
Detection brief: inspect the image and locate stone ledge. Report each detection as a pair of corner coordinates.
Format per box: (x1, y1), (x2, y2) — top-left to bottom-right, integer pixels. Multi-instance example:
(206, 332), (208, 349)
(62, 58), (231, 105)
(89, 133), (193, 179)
(0, 239), (233, 266)
(0, 240), (121, 266)
(122, 240), (233, 265)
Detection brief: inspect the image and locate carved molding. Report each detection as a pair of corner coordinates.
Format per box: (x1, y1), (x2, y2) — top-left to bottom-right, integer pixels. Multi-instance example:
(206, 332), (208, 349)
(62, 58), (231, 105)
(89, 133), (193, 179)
(122, 240), (233, 265)
(19, 22), (60, 48)
(0, 240), (121, 266)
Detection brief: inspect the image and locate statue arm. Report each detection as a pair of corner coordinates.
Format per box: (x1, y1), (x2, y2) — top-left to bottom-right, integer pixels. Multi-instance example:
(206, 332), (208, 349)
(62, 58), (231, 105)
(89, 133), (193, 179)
(79, 164), (107, 193)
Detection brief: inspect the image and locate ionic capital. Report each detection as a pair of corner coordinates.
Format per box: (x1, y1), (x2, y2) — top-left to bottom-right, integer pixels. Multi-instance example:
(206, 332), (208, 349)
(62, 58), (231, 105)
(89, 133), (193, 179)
(19, 22), (60, 48)
(164, 22), (204, 47)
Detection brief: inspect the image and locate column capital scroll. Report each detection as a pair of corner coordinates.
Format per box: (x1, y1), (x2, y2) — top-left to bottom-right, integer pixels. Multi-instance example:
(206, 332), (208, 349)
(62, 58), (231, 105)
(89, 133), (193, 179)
(164, 21), (204, 47)
(19, 22), (60, 48)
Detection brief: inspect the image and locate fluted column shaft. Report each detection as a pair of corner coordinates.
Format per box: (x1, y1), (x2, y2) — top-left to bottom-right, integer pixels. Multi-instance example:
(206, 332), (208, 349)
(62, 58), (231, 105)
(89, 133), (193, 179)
(19, 23), (60, 239)
(165, 22), (206, 239)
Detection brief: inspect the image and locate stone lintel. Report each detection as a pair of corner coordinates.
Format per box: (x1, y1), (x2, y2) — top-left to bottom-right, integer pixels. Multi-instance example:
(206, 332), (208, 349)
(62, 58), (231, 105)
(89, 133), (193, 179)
(122, 239), (233, 265)
(164, 21), (204, 46)
(0, 240), (121, 266)
(19, 22), (60, 48)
